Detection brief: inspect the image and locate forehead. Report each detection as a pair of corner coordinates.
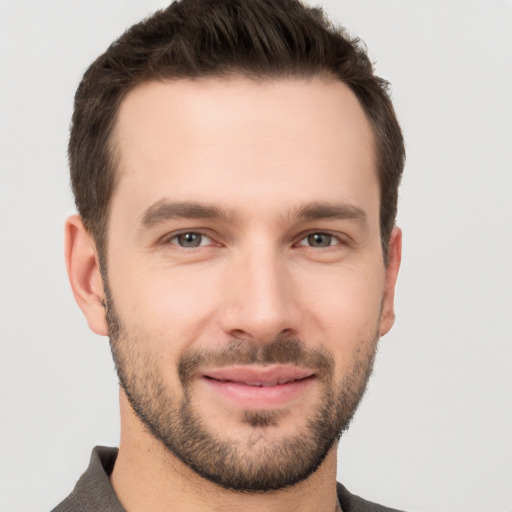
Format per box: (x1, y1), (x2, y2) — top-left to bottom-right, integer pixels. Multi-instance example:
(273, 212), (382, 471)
(111, 76), (378, 223)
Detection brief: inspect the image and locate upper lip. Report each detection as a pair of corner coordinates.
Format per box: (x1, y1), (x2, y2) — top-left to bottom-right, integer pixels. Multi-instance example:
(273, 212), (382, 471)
(201, 365), (315, 387)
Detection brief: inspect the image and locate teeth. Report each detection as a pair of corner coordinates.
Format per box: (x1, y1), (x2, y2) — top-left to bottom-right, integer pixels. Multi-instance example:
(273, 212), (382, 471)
(244, 379), (296, 387)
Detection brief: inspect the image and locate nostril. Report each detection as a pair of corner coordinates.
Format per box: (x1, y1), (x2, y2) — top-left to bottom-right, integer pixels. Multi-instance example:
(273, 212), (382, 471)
(229, 329), (253, 341)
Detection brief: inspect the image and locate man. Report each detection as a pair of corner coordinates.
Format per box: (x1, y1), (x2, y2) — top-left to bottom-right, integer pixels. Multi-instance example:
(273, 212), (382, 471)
(55, 0), (405, 510)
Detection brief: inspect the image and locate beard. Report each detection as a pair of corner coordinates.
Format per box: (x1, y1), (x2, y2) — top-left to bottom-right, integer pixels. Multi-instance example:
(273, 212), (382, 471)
(104, 285), (379, 492)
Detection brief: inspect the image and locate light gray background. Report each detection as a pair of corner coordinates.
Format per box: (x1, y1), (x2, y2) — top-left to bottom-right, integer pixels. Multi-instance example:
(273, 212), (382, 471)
(1, 1), (511, 511)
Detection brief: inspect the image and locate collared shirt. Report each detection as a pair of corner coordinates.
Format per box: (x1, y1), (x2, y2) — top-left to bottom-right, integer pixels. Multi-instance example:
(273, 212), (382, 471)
(51, 446), (404, 512)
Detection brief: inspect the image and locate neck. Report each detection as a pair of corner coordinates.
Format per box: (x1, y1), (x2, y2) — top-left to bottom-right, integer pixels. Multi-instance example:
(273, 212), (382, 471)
(111, 391), (341, 512)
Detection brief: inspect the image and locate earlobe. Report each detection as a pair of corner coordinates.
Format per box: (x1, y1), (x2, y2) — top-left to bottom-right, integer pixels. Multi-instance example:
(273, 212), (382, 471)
(64, 215), (108, 336)
(379, 227), (402, 337)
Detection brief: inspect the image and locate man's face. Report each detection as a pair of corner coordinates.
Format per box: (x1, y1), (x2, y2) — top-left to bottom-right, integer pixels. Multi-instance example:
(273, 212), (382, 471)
(103, 77), (399, 491)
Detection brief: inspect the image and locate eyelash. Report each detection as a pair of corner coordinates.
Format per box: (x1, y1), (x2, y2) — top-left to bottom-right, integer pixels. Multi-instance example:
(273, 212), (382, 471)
(296, 232), (343, 248)
(163, 230), (346, 249)
(165, 231), (216, 249)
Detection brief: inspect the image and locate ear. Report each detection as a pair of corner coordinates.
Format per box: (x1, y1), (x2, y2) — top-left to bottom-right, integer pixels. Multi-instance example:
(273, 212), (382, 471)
(379, 227), (402, 337)
(64, 215), (108, 336)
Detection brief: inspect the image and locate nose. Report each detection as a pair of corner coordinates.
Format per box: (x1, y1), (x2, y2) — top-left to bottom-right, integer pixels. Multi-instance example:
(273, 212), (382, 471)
(219, 245), (301, 343)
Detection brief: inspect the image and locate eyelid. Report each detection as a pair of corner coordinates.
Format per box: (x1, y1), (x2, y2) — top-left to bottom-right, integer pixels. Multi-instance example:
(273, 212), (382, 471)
(173, 233), (211, 247)
(160, 229), (219, 247)
(295, 230), (348, 248)
(157, 228), (350, 249)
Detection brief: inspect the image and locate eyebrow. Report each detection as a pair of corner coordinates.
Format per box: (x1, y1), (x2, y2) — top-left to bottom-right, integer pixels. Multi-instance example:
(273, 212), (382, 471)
(295, 201), (368, 224)
(139, 199), (236, 228)
(139, 198), (368, 231)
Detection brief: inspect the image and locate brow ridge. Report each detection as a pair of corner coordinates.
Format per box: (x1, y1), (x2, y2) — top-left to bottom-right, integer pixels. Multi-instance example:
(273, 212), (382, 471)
(295, 201), (367, 223)
(140, 199), (368, 230)
(140, 199), (235, 228)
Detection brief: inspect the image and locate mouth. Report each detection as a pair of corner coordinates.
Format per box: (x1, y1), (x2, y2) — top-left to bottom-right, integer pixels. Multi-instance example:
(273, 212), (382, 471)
(199, 365), (316, 408)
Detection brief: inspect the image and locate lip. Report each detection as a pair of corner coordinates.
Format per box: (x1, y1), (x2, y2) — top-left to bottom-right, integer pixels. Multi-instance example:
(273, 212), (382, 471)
(200, 365), (316, 409)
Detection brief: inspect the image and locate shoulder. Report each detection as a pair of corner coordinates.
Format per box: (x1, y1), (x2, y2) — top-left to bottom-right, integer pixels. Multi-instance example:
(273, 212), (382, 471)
(50, 490), (85, 512)
(50, 447), (123, 512)
(337, 482), (407, 512)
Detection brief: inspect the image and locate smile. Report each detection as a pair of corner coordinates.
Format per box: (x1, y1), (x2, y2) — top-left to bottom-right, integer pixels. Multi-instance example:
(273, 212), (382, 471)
(209, 377), (308, 387)
(199, 365), (316, 408)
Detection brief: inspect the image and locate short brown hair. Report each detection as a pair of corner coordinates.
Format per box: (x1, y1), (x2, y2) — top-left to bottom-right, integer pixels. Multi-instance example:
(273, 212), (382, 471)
(69, 0), (405, 263)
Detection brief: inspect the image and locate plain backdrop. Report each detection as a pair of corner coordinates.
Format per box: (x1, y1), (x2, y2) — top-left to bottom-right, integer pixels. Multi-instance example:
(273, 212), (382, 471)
(1, 1), (511, 511)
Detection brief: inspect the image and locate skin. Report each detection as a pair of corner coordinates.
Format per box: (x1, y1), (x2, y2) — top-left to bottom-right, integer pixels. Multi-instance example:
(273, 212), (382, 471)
(65, 76), (401, 512)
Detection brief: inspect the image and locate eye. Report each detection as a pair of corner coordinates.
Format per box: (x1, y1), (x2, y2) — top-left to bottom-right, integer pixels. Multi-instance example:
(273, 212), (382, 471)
(298, 232), (340, 248)
(169, 232), (213, 248)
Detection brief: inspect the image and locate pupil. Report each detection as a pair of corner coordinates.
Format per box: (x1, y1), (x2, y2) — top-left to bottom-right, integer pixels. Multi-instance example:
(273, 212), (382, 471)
(309, 233), (331, 247)
(180, 233), (200, 247)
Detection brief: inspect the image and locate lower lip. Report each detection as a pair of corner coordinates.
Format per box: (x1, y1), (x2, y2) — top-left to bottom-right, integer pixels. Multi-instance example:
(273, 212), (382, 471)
(200, 376), (315, 409)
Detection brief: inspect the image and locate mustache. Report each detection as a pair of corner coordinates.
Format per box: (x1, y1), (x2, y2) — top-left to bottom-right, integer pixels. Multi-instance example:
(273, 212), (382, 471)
(177, 338), (334, 386)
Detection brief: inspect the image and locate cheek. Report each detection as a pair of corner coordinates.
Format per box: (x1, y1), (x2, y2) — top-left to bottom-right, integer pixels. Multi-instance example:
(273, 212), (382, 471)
(111, 260), (224, 346)
(297, 264), (385, 345)
(304, 259), (384, 305)
(108, 267), (223, 394)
